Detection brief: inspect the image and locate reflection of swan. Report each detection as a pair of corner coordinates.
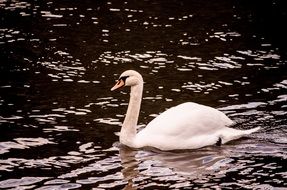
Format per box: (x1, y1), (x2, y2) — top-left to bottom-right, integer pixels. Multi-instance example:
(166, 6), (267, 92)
(111, 70), (260, 151)
(138, 148), (232, 179)
(119, 146), (139, 190)
(118, 145), (234, 188)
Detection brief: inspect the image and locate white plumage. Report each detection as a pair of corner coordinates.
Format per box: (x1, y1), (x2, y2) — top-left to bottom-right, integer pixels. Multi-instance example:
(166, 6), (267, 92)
(111, 70), (260, 151)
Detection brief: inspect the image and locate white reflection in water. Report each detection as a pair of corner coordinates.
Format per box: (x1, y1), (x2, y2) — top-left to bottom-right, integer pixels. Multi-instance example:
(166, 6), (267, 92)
(237, 49), (280, 61)
(44, 125), (79, 133)
(0, 1), (286, 189)
(0, 141), (103, 172)
(135, 147), (233, 178)
(59, 155), (122, 179)
(219, 102), (267, 111)
(37, 183), (82, 190)
(111, 141), (286, 189)
(94, 118), (121, 126)
(52, 107), (91, 116)
(182, 81), (223, 94)
(0, 1), (31, 11)
(0, 177), (49, 189)
(0, 115), (23, 123)
(0, 137), (55, 155)
(96, 49), (282, 80)
(37, 48), (87, 83)
(95, 51), (172, 74)
(41, 11), (63, 18)
(209, 31), (241, 41)
(262, 79), (287, 93)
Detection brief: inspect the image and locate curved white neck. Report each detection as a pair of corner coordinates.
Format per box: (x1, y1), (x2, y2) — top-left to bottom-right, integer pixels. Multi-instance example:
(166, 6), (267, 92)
(120, 83), (143, 147)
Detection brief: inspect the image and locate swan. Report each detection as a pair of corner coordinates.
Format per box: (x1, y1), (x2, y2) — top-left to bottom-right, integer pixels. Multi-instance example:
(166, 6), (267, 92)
(111, 70), (260, 151)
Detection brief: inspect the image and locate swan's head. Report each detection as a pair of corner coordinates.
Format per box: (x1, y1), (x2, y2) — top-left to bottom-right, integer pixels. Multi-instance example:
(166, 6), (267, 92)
(111, 70), (143, 91)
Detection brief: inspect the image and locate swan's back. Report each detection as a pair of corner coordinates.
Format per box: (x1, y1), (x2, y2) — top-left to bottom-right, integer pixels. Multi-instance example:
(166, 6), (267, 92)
(143, 102), (233, 135)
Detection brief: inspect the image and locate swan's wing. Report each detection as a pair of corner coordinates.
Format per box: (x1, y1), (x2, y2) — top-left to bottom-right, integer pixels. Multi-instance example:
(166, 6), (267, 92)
(134, 102), (235, 150)
(141, 102), (233, 136)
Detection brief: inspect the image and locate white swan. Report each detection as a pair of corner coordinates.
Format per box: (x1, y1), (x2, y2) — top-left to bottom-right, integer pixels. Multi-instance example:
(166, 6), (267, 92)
(111, 70), (260, 151)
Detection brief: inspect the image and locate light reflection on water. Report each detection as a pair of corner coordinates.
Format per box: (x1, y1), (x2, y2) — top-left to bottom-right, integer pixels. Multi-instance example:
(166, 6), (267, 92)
(0, 0), (287, 189)
(0, 142), (285, 189)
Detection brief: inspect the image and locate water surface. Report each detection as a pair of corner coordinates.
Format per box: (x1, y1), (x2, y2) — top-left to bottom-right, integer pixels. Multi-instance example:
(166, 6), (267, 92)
(0, 0), (286, 189)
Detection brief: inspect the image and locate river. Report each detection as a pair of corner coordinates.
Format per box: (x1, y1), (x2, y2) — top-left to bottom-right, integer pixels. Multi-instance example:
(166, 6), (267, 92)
(0, 0), (286, 189)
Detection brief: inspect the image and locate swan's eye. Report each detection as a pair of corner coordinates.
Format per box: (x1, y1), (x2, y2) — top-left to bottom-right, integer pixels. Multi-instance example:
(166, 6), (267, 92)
(119, 76), (129, 82)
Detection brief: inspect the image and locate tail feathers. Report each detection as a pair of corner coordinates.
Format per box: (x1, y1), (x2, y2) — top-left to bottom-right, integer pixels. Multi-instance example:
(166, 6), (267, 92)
(220, 126), (261, 144)
(242, 126), (261, 135)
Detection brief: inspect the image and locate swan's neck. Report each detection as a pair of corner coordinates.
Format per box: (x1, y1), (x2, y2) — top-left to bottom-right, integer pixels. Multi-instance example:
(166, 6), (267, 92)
(120, 83), (143, 147)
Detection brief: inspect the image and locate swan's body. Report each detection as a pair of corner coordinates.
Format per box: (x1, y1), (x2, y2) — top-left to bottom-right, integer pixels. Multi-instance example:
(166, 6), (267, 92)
(111, 70), (260, 151)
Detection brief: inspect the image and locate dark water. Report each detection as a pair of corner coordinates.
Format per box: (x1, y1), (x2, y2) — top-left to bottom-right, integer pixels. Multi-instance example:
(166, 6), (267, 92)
(0, 0), (287, 189)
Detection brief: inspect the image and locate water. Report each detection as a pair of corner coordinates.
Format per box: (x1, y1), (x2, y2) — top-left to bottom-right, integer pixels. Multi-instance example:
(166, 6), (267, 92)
(0, 0), (286, 189)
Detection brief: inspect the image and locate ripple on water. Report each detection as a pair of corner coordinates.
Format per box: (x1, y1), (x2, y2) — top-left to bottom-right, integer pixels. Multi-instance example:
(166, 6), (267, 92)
(0, 0), (286, 189)
(36, 183), (82, 190)
(0, 137), (54, 155)
(0, 115), (23, 123)
(0, 177), (49, 189)
(182, 81), (223, 94)
(51, 107), (91, 116)
(76, 172), (124, 186)
(0, 142), (103, 172)
(94, 118), (121, 126)
(209, 31), (241, 41)
(29, 113), (66, 124)
(95, 48), (282, 82)
(262, 80), (287, 93)
(237, 49), (281, 67)
(94, 51), (172, 74)
(58, 155), (121, 179)
(43, 125), (79, 133)
(41, 11), (63, 18)
(0, 1), (31, 11)
(0, 28), (25, 44)
(37, 48), (87, 83)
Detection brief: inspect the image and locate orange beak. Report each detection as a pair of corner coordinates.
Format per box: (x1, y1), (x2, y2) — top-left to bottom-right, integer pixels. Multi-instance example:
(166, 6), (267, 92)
(111, 79), (125, 91)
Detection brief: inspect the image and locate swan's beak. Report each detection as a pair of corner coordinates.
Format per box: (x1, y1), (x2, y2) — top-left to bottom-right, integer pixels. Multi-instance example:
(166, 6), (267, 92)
(111, 79), (125, 91)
